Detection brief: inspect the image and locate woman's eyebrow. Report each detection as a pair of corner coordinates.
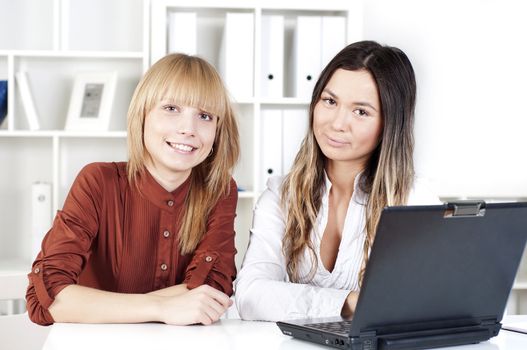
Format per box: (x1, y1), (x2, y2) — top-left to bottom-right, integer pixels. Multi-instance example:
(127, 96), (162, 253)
(324, 88), (378, 112)
(322, 88), (337, 99)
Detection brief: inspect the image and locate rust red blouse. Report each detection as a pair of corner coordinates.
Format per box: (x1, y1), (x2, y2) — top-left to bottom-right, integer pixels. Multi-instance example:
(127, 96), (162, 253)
(26, 162), (238, 326)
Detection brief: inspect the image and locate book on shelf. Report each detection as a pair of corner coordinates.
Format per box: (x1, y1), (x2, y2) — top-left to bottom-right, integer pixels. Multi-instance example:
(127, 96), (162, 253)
(261, 15), (285, 98)
(219, 12), (254, 100)
(0, 80), (7, 126)
(259, 108), (309, 191)
(15, 71), (40, 130)
(291, 16), (321, 99)
(260, 109), (283, 191)
(290, 15), (346, 99)
(282, 109), (309, 172)
(321, 16), (346, 69)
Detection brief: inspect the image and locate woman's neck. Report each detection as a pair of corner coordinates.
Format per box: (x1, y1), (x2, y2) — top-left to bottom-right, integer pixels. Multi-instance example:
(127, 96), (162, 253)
(144, 162), (190, 192)
(326, 161), (364, 197)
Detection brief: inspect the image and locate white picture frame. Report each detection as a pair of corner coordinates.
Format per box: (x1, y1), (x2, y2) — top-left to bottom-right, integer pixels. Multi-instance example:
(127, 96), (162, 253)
(65, 72), (117, 131)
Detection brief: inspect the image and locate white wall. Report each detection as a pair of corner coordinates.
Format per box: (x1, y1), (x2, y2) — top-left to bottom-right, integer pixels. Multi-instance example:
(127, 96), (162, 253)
(362, 0), (527, 198)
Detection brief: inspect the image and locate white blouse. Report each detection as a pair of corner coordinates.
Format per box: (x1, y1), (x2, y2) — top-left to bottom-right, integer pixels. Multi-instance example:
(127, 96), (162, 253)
(235, 174), (441, 321)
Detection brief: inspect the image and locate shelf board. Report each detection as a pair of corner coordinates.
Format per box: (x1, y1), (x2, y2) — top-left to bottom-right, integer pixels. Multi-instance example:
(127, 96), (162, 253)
(238, 191), (256, 199)
(57, 130), (128, 138)
(0, 50), (143, 59)
(161, 0), (350, 11)
(0, 130), (127, 138)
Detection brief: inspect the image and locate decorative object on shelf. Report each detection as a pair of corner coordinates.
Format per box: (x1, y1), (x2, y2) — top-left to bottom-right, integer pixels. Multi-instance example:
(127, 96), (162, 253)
(15, 71), (40, 130)
(65, 71), (118, 131)
(0, 80), (7, 126)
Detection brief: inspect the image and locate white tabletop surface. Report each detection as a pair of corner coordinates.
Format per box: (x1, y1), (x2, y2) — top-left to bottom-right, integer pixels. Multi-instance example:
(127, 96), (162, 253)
(42, 316), (527, 350)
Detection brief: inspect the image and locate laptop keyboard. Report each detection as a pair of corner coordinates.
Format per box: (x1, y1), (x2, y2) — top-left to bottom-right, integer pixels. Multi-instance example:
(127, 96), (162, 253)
(306, 320), (353, 335)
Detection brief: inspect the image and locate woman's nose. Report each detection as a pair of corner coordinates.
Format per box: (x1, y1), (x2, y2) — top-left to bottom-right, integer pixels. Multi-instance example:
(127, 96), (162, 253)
(176, 112), (197, 135)
(330, 108), (348, 132)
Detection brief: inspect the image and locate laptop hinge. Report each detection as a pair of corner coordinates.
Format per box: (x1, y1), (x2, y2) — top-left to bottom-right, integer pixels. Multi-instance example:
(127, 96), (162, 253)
(445, 200), (486, 217)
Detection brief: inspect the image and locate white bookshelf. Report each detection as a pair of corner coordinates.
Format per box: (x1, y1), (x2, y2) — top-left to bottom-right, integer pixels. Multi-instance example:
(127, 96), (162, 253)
(0, 0), (144, 275)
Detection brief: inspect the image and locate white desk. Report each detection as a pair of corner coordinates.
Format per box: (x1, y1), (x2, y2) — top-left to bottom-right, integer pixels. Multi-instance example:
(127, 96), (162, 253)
(42, 317), (527, 350)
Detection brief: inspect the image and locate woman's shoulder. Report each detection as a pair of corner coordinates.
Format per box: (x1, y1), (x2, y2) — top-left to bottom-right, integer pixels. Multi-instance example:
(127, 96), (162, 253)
(228, 176), (238, 192)
(76, 161), (127, 184)
(253, 175), (286, 210)
(408, 176), (442, 205)
(266, 175), (286, 195)
(224, 176), (239, 202)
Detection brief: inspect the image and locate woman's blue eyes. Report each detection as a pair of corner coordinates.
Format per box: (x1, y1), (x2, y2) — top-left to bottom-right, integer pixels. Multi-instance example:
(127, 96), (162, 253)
(199, 113), (213, 121)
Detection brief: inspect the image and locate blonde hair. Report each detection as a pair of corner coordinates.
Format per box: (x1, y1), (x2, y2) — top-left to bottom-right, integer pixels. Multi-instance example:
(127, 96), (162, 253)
(127, 53), (240, 254)
(281, 41), (416, 284)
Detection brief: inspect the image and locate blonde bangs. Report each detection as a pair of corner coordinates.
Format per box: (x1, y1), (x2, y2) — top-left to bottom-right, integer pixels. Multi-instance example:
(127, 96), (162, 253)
(147, 57), (229, 124)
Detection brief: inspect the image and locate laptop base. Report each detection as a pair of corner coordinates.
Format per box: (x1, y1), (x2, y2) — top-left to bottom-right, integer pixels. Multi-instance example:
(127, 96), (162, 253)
(278, 320), (501, 350)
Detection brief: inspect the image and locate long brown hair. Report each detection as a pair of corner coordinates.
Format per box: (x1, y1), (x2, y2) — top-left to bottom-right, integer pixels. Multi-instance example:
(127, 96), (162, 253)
(127, 53), (240, 254)
(281, 41), (416, 283)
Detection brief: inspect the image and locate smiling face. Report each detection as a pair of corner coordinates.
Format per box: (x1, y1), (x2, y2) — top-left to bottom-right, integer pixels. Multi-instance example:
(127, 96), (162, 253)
(143, 101), (217, 184)
(313, 68), (383, 170)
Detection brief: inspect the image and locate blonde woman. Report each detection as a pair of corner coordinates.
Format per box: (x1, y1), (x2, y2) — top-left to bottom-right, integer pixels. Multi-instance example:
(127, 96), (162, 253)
(26, 54), (240, 326)
(236, 41), (440, 321)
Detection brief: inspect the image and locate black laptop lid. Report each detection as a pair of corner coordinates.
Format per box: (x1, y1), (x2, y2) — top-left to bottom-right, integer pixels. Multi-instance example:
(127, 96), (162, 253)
(350, 201), (527, 337)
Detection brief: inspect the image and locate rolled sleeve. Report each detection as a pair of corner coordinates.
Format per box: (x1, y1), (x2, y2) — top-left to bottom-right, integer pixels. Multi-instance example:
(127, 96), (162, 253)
(25, 164), (102, 325)
(184, 179), (238, 296)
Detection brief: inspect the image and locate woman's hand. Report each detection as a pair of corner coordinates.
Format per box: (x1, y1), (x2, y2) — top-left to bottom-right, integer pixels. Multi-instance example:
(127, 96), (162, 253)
(157, 284), (233, 325)
(341, 291), (359, 318)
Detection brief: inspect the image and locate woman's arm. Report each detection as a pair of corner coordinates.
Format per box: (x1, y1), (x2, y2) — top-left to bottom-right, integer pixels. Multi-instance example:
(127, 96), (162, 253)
(341, 291), (359, 318)
(183, 178), (238, 295)
(49, 283), (232, 325)
(235, 177), (350, 321)
(26, 163), (106, 325)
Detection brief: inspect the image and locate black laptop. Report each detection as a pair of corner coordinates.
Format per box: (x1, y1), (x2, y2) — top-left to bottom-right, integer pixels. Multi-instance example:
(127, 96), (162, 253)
(277, 201), (527, 350)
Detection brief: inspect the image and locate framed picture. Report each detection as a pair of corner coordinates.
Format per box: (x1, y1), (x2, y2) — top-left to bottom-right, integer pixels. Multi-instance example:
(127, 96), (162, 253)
(65, 72), (117, 131)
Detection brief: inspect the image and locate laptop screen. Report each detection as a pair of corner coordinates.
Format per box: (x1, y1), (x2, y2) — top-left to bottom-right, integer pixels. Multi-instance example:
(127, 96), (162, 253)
(350, 202), (527, 337)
